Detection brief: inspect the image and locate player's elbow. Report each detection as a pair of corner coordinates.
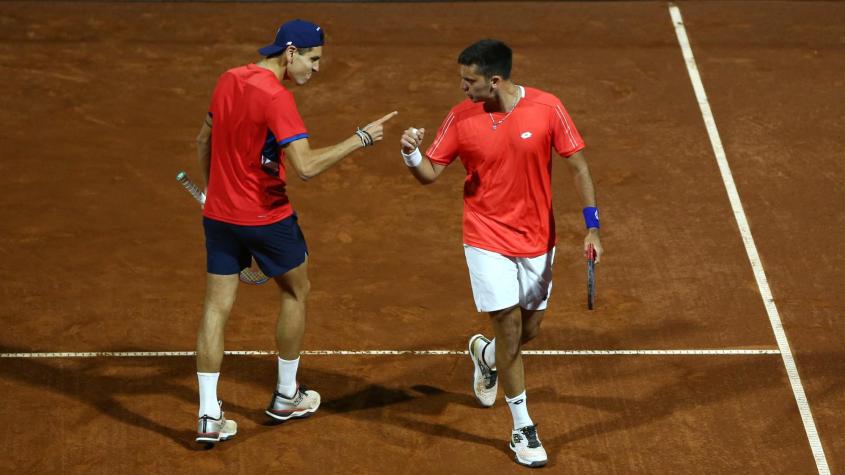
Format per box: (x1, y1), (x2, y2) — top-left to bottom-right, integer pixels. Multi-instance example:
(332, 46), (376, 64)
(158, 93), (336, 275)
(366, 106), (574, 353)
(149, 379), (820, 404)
(289, 155), (315, 181)
(296, 168), (313, 181)
(296, 164), (316, 181)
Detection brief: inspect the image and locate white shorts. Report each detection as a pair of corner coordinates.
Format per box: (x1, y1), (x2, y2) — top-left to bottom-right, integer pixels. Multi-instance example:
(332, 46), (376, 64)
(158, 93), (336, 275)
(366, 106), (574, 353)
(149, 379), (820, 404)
(463, 244), (555, 313)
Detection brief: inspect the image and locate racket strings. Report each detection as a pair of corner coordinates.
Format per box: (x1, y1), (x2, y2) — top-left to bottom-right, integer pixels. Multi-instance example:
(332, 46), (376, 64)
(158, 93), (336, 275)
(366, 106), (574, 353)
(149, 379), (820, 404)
(240, 266), (270, 285)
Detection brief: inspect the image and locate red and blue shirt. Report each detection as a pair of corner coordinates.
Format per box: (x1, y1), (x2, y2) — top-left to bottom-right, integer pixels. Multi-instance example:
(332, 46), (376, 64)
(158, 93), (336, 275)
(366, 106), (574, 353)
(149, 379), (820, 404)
(203, 64), (308, 225)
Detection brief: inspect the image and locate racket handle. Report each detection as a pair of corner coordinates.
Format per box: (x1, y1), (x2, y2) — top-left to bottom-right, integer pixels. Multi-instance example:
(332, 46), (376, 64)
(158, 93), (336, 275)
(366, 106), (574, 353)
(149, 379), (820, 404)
(176, 171), (206, 205)
(586, 243), (596, 261)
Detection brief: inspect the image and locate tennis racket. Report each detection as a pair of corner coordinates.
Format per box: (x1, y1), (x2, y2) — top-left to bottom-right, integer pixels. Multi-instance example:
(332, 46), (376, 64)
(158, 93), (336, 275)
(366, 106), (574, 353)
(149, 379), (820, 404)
(586, 243), (596, 310)
(176, 171), (270, 285)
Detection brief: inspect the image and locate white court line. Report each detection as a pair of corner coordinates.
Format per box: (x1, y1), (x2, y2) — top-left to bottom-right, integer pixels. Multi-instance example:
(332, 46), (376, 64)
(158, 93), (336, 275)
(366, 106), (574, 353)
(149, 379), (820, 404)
(0, 349), (780, 358)
(668, 4), (829, 474)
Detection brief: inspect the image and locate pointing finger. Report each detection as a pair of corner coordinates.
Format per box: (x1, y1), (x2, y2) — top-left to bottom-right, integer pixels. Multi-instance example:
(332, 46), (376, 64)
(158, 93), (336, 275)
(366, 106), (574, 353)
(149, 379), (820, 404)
(374, 111), (399, 125)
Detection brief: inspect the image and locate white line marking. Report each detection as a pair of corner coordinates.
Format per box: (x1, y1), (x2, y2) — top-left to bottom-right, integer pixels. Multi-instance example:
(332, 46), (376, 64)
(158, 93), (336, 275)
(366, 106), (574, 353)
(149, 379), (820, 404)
(522, 349), (780, 355)
(0, 349), (780, 358)
(668, 4), (829, 474)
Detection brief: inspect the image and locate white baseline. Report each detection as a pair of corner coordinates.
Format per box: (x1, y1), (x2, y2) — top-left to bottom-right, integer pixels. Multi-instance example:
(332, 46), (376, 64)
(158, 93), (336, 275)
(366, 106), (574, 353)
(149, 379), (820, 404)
(0, 349), (780, 358)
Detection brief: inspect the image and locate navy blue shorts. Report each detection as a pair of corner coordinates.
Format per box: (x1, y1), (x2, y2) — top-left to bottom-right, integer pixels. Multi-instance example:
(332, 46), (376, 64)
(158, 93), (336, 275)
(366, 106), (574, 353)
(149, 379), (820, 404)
(203, 214), (308, 278)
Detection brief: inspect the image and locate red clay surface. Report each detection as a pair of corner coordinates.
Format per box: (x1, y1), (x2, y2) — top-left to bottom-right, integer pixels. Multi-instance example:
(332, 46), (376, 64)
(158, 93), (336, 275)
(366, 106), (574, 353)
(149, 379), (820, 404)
(0, 1), (842, 473)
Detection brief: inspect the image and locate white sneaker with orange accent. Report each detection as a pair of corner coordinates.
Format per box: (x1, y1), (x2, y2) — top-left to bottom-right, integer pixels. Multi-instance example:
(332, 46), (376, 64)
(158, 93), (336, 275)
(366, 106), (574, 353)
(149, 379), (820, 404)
(196, 401), (237, 444)
(265, 385), (321, 421)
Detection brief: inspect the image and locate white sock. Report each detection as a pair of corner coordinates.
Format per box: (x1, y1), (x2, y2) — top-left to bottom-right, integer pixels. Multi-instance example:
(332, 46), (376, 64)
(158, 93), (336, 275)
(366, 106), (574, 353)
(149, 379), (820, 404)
(276, 356), (300, 398)
(506, 391), (534, 430)
(482, 338), (496, 370)
(197, 372), (221, 418)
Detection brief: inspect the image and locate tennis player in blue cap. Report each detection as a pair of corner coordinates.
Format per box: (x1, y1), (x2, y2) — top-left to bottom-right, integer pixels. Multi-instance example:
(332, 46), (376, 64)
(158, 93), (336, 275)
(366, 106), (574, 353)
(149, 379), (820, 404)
(193, 19), (397, 444)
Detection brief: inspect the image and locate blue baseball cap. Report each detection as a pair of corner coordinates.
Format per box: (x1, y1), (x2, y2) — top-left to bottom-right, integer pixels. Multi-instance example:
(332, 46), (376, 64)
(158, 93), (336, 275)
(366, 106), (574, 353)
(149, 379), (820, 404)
(258, 19), (324, 56)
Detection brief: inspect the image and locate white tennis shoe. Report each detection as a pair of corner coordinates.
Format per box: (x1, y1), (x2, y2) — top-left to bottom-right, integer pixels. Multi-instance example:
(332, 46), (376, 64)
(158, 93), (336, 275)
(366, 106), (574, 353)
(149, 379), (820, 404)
(510, 425), (548, 468)
(468, 334), (498, 407)
(265, 385), (321, 421)
(196, 401), (237, 444)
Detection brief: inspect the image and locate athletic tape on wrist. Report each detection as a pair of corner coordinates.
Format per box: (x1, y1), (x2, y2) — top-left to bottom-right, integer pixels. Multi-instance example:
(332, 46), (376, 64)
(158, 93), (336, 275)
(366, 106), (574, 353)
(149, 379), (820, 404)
(402, 148), (422, 167)
(583, 207), (600, 229)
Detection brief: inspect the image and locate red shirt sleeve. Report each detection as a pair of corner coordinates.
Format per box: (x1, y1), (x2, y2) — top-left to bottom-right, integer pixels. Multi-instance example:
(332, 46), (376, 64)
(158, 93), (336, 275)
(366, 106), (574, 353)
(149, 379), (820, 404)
(425, 111), (459, 165)
(550, 98), (585, 158)
(266, 90), (309, 145)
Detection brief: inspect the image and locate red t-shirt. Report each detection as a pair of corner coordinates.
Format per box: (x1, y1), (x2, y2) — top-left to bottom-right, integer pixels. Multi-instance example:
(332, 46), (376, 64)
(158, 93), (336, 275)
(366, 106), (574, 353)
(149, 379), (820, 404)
(203, 64), (309, 225)
(426, 86), (585, 257)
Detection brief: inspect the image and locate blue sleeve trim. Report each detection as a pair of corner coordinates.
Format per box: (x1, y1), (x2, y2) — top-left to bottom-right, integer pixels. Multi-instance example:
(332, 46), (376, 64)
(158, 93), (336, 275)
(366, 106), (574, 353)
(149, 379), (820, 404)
(278, 133), (309, 146)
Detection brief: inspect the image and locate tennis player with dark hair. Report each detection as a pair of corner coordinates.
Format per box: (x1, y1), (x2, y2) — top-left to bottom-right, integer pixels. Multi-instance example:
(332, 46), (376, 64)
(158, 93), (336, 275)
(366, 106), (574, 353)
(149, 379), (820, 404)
(399, 39), (603, 467)
(193, 19), (396, 444)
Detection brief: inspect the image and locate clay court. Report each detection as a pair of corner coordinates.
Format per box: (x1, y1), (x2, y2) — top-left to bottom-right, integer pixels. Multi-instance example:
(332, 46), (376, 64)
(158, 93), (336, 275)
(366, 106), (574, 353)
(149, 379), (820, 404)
(0, 1), (843, 473)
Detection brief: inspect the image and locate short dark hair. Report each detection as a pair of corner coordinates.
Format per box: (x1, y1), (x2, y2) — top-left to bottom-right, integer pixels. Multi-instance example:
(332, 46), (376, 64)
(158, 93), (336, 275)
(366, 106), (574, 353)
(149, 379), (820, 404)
(458, 39), (512, 80)
(266, 46), (315, 59)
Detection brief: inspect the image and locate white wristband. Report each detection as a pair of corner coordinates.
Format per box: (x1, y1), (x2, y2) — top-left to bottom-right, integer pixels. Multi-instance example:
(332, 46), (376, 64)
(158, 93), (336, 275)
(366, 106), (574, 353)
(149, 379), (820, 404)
(401, 148), (423, 168)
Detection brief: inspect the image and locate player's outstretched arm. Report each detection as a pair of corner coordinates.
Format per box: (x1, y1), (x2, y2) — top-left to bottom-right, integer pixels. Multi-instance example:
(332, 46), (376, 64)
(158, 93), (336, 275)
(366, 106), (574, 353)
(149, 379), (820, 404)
(566, 150), (603, 263)
(400, 127), (446, 184)
(285, 111), (398, 181)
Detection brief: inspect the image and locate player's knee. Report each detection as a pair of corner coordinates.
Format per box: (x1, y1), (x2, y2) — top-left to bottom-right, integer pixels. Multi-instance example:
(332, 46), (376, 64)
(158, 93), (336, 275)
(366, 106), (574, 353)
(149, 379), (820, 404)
(502, 341), (522, 362)
(298, 278), (311, 299)
(490, 306), (521, 338)
(201, 301), (233, 328)
(522, 323), (541, 343)
(275, 266), (311, 301)
(287, 277), (310, 302)
(204, 299), (234, 318)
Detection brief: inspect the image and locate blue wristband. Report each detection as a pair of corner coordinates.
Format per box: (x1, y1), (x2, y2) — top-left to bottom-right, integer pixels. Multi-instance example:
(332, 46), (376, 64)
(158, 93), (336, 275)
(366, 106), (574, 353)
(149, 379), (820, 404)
(583, 207), (600, 229)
